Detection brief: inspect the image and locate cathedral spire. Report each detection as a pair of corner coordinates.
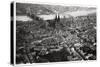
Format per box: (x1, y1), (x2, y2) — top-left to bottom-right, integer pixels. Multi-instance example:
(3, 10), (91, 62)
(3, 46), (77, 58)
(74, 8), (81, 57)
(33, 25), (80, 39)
(55, 13), (60, 22)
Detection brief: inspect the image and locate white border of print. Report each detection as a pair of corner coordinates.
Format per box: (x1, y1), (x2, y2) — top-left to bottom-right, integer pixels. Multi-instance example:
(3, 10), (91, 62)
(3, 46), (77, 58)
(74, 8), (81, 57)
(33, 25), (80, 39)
(14, 0), (98, 66)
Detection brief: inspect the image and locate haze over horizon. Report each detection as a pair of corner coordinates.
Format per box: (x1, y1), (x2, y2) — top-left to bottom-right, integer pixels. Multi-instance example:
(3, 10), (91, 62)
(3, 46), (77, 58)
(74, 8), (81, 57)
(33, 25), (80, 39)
(16, 3), (96, 21)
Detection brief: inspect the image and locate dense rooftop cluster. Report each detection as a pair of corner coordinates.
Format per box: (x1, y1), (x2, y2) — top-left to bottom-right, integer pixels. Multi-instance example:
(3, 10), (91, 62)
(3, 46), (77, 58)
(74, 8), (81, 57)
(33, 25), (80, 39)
(16, 11), (96, 64)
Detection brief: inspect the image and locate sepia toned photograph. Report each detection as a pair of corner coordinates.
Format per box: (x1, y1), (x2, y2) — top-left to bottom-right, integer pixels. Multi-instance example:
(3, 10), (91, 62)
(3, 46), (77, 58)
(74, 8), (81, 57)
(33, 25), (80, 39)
(15, 2), (96, 64)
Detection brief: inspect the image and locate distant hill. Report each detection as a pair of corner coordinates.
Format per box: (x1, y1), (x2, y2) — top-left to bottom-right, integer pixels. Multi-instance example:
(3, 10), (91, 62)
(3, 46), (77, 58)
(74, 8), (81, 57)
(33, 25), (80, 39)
(16, 3), (96, 15)
(16, 3), (55, 15)
(43, 5), (96, 14)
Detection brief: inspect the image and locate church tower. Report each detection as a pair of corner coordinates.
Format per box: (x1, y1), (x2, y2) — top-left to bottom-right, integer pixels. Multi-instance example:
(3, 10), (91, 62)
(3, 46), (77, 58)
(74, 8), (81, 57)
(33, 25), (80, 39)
(55, 13), (60, 22)
(54, 13), (61, 30)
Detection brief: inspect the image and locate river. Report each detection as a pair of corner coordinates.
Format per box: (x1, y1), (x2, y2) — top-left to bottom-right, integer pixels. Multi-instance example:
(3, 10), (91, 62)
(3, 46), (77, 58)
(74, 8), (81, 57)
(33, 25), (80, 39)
(16, 10), (96, 21)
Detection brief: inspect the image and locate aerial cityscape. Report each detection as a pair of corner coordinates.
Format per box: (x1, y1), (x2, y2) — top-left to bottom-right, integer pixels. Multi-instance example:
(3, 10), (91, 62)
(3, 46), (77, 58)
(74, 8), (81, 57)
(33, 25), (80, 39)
(16, 3), (96, 64)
